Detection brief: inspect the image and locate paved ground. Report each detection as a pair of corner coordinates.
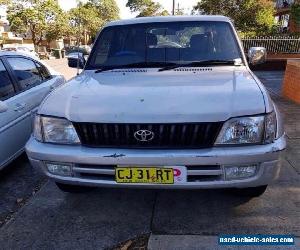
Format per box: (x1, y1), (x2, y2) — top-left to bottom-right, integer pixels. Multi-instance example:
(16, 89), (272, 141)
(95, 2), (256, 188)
(0, 154), (45, 226)
(44, 58), (78, 81)
(0, 61), (299, 249)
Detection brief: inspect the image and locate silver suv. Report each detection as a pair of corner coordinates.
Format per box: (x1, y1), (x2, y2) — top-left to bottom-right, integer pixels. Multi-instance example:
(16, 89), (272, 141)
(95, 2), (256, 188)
(26, 16), (286, 196)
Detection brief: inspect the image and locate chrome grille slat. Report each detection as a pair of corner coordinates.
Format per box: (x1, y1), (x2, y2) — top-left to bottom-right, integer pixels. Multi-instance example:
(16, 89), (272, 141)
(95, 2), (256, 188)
(73, 167), (114, 175)
(187, 170), (223, 176)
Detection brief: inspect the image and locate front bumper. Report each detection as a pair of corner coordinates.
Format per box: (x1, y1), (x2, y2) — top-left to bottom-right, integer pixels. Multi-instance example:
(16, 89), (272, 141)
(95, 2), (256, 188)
(25, 135), (286, 189)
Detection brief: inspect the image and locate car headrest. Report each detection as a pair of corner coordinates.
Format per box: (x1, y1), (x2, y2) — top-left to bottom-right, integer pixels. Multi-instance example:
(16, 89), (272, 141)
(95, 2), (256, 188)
(190, 34), (209, 49)
(147, 33), (158, 47)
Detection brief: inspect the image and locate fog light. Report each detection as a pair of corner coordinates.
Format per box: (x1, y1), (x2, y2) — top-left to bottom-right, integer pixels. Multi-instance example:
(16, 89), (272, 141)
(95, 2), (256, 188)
(46, 163), (72, 176)
(224, 165), (257, 180)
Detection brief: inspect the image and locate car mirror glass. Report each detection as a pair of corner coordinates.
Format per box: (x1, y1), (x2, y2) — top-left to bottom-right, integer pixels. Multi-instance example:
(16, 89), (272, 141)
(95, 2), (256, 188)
(248, 47), (267, 65)
(67, 52), (85, 69)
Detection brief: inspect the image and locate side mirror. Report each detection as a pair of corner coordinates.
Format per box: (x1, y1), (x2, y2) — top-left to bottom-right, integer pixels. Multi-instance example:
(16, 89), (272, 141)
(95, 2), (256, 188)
(248, 47), (267, 65)
(0, 101), (8, 113)
(67, 52), (85, 69)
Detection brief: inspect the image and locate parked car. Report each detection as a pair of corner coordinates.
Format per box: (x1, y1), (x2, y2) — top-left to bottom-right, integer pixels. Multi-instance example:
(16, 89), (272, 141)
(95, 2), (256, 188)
(26, 16), (286, 196)
(0, 51), (65, 170)
(66, 45), (91, 67)
(2, 45), (39, 60)
(65, 45), (91, 56)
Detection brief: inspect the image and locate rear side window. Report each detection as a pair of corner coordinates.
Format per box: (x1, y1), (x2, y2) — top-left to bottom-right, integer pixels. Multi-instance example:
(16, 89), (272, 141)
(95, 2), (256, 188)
(36, 62), (51, 80)
(7, 57), (43, 90)
(0, 60), (15, 100)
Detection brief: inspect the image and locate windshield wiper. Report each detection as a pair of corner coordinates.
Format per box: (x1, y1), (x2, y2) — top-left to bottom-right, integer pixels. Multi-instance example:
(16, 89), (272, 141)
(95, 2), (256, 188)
(158, 60), (240, 72)
(95, 62), (176, 73)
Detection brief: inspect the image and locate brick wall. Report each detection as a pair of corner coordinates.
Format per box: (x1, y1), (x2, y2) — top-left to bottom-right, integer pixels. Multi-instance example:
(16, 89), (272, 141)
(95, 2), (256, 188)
(283, 60), (300, 103)
(289, 19), (300, 33)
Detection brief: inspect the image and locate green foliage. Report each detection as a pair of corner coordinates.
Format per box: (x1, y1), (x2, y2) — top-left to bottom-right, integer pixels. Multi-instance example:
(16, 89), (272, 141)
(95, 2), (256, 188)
(291, 3), (300, 25)
(45, 11), (70, 43)
(126, 0), (152, 12)
(0, 0), (11, 5)
(193, 0), (275, 35)
(126, 0), (169, 17)
(68, 3), (104, 40)
(160, 10), (170, 16)
(7, 0), (68, 48)
(69, 0), (120, 41)
(86, 0), (120, 21)
(6, 0), (120, 47)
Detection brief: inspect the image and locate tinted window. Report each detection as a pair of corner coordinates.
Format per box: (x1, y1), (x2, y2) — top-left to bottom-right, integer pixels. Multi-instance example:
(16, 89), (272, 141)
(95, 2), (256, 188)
(88, 21), (242, 69)
(36, 62), (51, 80)
(7, 57), (42, 90)
(0, 60), (15, 100)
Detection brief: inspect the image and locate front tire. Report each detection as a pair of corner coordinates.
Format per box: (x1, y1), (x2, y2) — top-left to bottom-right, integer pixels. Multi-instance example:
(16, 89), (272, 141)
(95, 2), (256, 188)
(55, 182), (93, 193)
(231, 185), (268, 197)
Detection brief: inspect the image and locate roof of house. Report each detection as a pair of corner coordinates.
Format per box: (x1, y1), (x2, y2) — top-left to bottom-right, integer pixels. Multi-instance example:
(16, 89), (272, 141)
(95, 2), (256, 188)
(105, 15), (231, 27)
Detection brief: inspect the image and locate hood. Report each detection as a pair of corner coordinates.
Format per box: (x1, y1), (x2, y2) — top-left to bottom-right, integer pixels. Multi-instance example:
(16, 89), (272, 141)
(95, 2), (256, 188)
(39, 66), (266, 123)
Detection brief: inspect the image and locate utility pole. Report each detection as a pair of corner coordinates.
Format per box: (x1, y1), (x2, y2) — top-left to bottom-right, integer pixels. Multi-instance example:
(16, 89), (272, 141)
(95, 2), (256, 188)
(176, 2), (184, 15)
(172, 0), (175, 15)
(177, 3), (180, 15)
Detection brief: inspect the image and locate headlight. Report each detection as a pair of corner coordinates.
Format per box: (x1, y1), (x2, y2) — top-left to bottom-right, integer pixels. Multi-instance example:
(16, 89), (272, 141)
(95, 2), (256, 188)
(33, 115), (80, 145)
(215, 113), (277, 145)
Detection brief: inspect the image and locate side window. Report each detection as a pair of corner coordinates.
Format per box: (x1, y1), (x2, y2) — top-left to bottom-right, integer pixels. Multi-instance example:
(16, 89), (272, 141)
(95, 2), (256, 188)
(7, 57), (43, 90)
(35, 62), (52, 80)
(0, 60), (15, 100)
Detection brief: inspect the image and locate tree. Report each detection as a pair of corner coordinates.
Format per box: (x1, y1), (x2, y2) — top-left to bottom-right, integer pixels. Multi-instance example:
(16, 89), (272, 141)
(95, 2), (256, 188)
(45, 11), (70, 45)
(126, 0), (169, 17)
(7, 0), (68, 49)
(86, 0), (120, 21)
(68, 3), (104, 43)
(69, 0), (120, 43)
(0, 0), (11, 4)
(193, 0), (275, 35)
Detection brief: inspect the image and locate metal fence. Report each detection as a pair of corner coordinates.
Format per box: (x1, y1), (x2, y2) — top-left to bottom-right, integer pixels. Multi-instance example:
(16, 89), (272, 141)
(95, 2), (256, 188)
(242, 36), (300, 53)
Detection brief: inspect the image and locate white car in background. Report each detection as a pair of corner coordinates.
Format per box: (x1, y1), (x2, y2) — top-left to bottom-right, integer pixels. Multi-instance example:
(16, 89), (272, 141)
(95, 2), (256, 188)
(0, 51), (65, 170)
(2, 45), (39, 60)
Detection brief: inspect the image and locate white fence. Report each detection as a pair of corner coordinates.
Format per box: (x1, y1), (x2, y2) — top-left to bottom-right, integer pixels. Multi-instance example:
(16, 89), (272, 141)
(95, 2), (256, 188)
(242, 36), (300, 53)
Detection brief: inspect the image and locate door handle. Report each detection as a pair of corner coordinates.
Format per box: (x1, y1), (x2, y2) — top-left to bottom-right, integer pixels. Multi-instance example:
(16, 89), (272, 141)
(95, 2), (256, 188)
(14, 103), (27, 112)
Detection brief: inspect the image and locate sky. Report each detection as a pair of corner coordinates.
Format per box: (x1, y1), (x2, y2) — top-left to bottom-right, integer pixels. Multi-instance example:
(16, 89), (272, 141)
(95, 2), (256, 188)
(58, 0), (200, 19)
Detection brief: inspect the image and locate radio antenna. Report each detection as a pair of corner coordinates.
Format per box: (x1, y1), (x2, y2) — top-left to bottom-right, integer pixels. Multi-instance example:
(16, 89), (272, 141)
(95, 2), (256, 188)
(76, 0), (82, 75)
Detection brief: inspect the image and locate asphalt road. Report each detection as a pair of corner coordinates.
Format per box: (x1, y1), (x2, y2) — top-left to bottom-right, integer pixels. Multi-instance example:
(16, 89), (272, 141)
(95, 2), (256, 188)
(0, 62), (299, 249)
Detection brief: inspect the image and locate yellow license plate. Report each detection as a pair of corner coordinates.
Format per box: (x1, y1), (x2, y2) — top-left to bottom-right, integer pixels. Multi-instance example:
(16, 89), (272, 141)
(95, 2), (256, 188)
(115, 167), (174, 184)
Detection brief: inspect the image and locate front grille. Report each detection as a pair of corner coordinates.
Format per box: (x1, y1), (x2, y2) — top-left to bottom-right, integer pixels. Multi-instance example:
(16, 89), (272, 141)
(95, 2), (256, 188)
(73, 123), (223, 149)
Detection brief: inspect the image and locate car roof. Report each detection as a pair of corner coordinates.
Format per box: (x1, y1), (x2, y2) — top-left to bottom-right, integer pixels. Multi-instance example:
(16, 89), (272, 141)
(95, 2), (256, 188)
(0, 50), (61, 76)
(105, 15), (231, 27)
(0, 50), (36, 58)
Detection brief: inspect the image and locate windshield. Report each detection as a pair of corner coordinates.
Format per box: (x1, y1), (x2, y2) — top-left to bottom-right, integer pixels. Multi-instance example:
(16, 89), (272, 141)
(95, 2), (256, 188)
(86, 21), (243, 70)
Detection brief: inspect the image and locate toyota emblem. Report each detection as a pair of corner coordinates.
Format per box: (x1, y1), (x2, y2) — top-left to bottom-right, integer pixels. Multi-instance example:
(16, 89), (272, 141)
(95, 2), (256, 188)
(134, 129), (154, 142)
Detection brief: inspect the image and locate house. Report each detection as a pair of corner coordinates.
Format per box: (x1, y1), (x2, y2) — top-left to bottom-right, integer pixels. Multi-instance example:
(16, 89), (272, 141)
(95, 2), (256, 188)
(275, 0), (300, 33)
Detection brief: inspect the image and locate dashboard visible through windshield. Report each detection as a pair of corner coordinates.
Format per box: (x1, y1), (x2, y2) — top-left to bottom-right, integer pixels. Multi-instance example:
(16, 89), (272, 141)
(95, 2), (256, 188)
(86, 21), (243, 70)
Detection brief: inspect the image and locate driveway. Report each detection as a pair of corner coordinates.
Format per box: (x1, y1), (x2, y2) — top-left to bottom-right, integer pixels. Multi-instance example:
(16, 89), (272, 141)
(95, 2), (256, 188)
(0, 62), (299, 249)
